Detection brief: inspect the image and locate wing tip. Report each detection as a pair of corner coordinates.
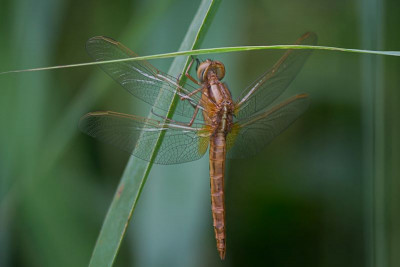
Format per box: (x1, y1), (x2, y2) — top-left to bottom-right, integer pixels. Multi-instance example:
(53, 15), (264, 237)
(294, 93), (310, 107)
(87, 35), (118, 43)
(298, 32), (318, 45)
(81, 111), (109, 118)
(78, 111), (109, 130)
(85, 36), (120, 57)
(296, 93), (309, 99)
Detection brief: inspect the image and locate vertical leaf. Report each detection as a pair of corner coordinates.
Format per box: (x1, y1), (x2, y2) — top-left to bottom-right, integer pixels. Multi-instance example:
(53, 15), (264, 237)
(359, 0), (385, 266)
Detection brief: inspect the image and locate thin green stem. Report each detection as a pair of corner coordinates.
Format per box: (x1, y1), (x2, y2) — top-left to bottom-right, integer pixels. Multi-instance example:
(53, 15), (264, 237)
(1, 45), (399, 75)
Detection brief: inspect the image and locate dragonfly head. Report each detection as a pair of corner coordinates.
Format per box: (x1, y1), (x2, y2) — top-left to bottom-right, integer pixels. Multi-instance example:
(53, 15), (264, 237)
(196, 59), (225, 83)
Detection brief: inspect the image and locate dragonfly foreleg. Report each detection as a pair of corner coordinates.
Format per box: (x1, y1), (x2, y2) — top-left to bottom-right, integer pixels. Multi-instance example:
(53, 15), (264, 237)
(185, 56), (202, 85)
(177, 86), (204, 126)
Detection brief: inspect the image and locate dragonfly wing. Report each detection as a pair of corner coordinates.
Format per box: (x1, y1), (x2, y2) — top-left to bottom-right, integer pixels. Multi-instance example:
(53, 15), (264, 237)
(235, 32), (317, 120)
(86, 36), (202, 119)
(227, 94), (309, 159)
(79, 111), (210, 165)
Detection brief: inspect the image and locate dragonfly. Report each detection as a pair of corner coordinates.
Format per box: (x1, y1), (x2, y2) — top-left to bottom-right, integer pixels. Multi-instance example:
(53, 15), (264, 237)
(79, 32), (317, 260)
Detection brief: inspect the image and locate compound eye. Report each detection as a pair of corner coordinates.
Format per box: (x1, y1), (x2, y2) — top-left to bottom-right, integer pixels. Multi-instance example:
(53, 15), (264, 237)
(215, 62), (225, 80)
(200, 69), (206, 80)
(196, 62), (209, 82)
(216, 68), (224, 80)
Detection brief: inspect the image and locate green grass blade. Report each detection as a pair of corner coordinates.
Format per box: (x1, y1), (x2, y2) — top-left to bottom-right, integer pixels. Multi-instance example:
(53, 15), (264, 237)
(88, 0), (221, 266)
(1, 45), (400, 75)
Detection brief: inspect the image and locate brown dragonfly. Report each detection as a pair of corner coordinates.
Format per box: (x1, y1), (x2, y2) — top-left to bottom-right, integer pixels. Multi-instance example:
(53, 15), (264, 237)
(79, 32), (317, 260)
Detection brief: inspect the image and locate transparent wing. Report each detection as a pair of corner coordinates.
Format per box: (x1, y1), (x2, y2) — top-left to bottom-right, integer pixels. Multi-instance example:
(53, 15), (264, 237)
(79, 111), (210, 165)
(235, 32), (317, 119)
(86, 36), (204, 119)
(227, 94), (309, 159)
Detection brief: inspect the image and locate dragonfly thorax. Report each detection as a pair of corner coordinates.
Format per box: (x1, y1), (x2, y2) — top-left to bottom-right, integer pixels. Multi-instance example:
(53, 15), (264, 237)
(211, 102), (234, 136)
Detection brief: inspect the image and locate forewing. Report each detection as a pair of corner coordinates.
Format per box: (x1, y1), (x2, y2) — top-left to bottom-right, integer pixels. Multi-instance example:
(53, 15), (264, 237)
(86, 36), (202, 119)
(235, 32), (317, 119)
(227, 94), (309, 159)
(79, 111), (209, 165)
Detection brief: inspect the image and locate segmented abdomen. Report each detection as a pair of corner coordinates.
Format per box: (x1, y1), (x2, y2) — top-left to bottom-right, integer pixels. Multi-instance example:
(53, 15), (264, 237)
(209, 133), (226, 260)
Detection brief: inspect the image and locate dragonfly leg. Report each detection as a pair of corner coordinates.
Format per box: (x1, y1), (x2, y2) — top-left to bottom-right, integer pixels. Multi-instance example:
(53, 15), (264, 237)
(180, 87), (203, 101)
(186, 104), (200, 126)
(150, 109), (189, 126)
(185, 56), (202, 85)
(171, 57), (203, 103)
(151, 98), (202, 127)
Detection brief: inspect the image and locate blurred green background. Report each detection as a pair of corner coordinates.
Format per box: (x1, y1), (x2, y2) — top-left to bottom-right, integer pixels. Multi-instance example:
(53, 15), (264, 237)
(0, 0), (399, 266)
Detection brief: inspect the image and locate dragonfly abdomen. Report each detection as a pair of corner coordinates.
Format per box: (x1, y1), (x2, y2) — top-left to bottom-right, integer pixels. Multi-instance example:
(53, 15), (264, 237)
(209, 133), (227, 260)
